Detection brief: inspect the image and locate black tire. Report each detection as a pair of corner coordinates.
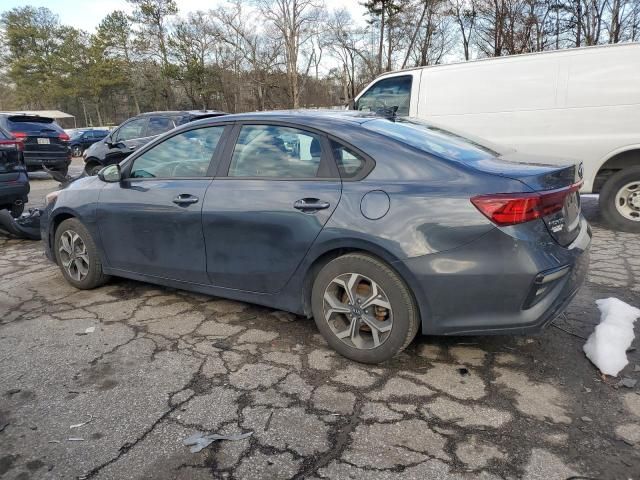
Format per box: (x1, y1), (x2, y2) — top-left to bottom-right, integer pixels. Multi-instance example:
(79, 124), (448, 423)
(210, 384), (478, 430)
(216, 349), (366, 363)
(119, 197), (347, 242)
(86, 163), (103, 176)
(10, 202), (24, 218)
(54, 218), (110, 289)
(311, 253), (419, 364)
(71, 145), (82, 157)
(599, 166), (640, 233)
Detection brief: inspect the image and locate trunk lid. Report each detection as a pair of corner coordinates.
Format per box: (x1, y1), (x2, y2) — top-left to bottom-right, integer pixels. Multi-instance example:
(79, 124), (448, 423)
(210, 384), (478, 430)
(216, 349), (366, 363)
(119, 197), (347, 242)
(471, 153), (584, 246)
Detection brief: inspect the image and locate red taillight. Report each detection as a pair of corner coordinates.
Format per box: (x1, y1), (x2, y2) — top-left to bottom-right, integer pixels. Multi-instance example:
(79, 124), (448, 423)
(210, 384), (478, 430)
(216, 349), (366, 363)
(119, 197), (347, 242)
(471, 182), (582, 226)
(59, 132), (70, 141)
(0, 139), (24, 151)
(12, 132), (27, 139)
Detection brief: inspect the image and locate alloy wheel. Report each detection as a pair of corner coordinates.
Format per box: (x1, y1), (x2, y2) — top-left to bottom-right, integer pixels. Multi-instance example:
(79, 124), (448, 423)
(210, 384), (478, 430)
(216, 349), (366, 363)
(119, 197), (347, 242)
(58, 230), (90, 281)
(323, 272), (393, 349)
(615, 181), (640, 221)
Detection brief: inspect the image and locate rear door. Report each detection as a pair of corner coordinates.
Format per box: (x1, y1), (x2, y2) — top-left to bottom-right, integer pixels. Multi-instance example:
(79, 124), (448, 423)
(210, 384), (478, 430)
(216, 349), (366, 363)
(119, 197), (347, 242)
(97, 125), (228, 283)
(202, 123), (342, 293)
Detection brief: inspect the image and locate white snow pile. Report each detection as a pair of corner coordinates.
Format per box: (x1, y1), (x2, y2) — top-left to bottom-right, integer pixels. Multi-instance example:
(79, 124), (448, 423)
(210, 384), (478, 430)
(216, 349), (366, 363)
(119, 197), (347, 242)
(583, 298), (640, 377)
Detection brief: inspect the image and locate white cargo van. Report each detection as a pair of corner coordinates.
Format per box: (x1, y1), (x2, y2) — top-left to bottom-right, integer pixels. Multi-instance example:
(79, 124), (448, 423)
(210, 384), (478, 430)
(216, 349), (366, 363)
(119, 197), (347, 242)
(352, 43), (640, 232)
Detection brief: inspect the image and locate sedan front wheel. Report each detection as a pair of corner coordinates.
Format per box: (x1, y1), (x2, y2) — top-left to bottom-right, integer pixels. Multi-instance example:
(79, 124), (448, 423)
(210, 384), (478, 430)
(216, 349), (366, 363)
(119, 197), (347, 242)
(311, 253), (419, 364)
(54, 218), (110, 289)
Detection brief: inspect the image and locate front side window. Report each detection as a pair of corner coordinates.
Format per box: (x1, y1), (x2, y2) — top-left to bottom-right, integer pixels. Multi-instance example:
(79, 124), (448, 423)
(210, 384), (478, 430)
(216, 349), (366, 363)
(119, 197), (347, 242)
(228, 125), (323, 178)
(356, 76), (412, 116)
(147, 116), (175, 136)
(130, 127), (224, 178)
(116, 118), (148, 142)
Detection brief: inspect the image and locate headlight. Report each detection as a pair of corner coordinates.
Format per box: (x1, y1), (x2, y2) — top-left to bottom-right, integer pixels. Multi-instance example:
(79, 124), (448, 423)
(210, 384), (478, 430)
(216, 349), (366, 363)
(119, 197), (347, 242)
(45, 190), (60, 205)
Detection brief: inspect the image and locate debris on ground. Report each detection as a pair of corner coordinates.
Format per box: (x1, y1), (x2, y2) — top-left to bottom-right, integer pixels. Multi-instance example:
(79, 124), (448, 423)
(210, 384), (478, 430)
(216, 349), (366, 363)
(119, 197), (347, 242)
(583, 298), (640, 377)
(183, 431), (253, 453)
(84, 327), (95, 334)
(70, 415), (93, 429)
(581, 416), (593, 423)
(0, 209), (42, 240)
(67, 437), (84, 441)
(616, 378), (638, 389)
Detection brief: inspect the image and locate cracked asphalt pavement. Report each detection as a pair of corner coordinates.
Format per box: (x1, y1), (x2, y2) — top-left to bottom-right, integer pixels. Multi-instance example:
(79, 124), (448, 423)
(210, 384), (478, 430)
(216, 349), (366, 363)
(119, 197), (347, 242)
(1, 162), (639, 479)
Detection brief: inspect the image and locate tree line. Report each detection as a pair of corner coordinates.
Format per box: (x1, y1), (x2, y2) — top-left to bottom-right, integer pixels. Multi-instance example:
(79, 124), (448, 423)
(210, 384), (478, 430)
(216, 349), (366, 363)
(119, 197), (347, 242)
(0, 0), (638, 127)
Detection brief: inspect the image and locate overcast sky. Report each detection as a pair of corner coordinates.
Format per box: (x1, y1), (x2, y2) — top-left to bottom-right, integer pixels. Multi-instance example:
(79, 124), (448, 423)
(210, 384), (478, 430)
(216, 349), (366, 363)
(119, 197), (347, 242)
(1, 0), (368, 31)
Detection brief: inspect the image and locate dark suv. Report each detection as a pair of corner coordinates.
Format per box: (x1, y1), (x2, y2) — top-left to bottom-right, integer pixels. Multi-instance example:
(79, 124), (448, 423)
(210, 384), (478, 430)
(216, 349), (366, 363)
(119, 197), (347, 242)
(83, 110), (225, 175)
(69, 130), (110, 157)
(0, 114), (71, 175)
(0, 125), (29, 217)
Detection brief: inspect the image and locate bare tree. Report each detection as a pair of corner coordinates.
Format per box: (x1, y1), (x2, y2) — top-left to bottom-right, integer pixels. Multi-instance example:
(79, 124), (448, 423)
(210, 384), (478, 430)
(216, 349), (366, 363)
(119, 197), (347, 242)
(258, 0), (324, 108)
(449, 0), (477, 60)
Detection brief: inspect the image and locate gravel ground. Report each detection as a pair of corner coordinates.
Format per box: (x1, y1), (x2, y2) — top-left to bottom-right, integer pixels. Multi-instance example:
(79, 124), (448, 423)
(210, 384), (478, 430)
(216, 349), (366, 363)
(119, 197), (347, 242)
(1, 161), (639, 479)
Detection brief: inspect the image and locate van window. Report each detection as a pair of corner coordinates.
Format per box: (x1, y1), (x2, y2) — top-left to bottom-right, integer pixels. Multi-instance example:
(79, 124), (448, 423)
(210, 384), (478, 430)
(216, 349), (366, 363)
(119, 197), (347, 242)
(356, 76), (412, 116)
(363, 118), (496, 161)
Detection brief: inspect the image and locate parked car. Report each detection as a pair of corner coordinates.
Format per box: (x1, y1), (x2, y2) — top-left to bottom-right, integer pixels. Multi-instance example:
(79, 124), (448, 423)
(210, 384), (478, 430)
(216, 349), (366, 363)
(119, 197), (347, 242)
(82, 110), (226, 175)
(69, 129), (109, 157)
(0, 114), (71, 176)
(0, 125), (29, 217)
(352, 43), (640, 232)
(41, 111), (590, 363)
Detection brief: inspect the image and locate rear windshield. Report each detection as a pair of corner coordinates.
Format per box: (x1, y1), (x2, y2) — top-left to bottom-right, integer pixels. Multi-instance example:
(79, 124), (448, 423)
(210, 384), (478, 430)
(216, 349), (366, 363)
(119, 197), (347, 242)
(7, 116), (63, 133)
(363, 118), (497, 161)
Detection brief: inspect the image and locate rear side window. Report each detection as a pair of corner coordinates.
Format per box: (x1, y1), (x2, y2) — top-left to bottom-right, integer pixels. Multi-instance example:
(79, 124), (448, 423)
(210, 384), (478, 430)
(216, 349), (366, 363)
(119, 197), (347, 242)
(228, 125), (323, 178)
(363, 118), (497, 161)
(331, 141), (368, 179)
(356, 76), (412, 116)
(0, 128), (10, 140)
(147, 116), (175, 136)
(6, 117), (62, 133)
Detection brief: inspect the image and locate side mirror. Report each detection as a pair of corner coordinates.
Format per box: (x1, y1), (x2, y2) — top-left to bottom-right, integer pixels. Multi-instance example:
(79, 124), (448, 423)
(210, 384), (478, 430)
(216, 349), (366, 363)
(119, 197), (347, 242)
(98, 164), (122, 183)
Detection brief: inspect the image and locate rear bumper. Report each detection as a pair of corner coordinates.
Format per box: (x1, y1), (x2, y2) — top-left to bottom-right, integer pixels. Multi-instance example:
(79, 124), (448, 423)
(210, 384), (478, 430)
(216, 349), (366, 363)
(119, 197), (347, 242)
(399, 216), (591, 335)
(0, 172), (30, 206)
(24, 152), (70, 169)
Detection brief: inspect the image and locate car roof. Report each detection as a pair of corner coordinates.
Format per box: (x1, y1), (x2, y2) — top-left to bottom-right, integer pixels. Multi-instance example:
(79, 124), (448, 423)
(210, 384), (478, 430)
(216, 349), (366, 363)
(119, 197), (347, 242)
(134, 110), (226, 118)
(187, 109), (386, 134)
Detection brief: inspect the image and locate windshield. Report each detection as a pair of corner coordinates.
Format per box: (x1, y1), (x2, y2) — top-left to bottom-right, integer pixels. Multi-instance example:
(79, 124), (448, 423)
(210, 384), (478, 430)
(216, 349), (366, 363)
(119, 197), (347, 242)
(362, 117), (498, 162)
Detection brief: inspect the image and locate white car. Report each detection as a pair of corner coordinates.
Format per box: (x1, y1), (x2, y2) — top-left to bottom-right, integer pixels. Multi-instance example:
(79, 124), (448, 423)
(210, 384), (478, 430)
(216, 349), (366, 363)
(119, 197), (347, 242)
(353, 43), (640, 232)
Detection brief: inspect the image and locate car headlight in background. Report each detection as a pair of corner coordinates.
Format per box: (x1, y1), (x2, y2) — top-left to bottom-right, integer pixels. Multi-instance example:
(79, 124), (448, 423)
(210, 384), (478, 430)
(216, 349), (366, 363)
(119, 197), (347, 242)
(45, 190), (60, 206)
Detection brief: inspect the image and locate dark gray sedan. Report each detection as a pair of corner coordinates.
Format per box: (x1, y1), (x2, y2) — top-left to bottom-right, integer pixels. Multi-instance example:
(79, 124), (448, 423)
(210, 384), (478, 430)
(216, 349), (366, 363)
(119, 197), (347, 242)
(41, 111), (590, 363)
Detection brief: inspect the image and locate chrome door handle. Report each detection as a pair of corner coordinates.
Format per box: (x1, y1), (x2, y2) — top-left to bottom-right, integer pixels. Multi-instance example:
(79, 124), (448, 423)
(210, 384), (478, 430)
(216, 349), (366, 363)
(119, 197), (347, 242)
(293, 198), (330, 212)
(173, 194), (199, 205)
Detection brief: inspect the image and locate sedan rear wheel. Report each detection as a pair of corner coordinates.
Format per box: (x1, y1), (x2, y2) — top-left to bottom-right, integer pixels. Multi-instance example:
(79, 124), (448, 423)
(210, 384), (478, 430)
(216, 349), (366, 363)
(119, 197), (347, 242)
(54, 218), (110, 289)
(312, 253), (419, 364)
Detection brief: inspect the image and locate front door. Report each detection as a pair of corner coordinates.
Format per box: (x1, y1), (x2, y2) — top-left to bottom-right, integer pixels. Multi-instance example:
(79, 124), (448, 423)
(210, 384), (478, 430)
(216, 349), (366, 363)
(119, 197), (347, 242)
(97, 125), (227, 283)
(203, 123), (342, 294)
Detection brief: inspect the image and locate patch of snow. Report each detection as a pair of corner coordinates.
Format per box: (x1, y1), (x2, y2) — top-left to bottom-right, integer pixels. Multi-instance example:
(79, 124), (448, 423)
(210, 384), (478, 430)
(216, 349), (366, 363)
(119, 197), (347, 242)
(583, 298), (640, 377)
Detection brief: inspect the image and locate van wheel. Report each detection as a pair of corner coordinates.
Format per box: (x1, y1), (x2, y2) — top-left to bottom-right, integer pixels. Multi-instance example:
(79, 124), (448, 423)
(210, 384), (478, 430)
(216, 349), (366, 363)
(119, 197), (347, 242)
(599, 166), (640, 233)
(311, 253), (419, 364)
(54, 218), (110, 289)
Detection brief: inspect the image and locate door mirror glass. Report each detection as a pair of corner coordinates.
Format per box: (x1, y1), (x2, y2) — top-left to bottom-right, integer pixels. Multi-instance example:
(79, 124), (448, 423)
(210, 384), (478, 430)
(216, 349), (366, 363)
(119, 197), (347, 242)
(98, 164), (121, 183)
